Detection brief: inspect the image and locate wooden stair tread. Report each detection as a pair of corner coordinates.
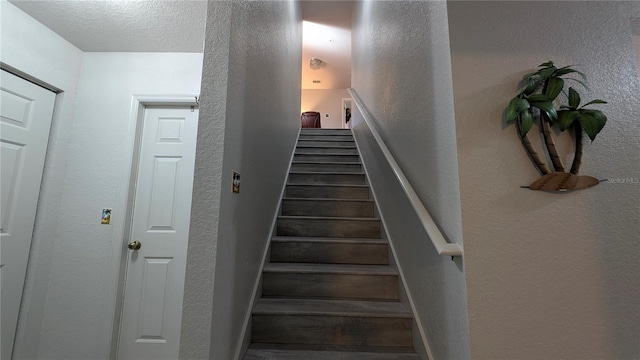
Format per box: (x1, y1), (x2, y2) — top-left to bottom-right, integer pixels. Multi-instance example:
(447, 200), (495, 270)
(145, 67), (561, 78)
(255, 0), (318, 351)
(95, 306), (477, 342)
(286, 183), (368, 188)
(297, 144), (357, 148)
(264, 262), (397, 275)
(289, 171), (364, 175)
(278, 215), (379, 221)
(254, 298), (411, 318)
(295, 146), (359, 156)
(282, 197), (374, 202)
(245, 344), (419, 360)
(292, 161), (361, 165)
(248, 343), (415, 353)
(295, 151), (359, 155)
(272, 236), (386, 244)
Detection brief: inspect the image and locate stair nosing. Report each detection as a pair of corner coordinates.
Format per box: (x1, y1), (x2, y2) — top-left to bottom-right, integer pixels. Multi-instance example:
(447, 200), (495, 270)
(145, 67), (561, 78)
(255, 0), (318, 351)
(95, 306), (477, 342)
(288, 171), (364, 175)
(297, 138), (355, 140)
(286, 183), (368, 187)
(294, 150), (358, 154)
(278, 215), (379, 221)
(247, 343), (417, 355)
(263, 262), (397, 275)
(295, 153), (360, 157)
(282, 197), (374, 202)
(299, 138), (354, 141)
(253, 298), (411, 318)
(292, 161), (362, 165)
(271, 236), (386, 244)
(296, 144), (357, 148)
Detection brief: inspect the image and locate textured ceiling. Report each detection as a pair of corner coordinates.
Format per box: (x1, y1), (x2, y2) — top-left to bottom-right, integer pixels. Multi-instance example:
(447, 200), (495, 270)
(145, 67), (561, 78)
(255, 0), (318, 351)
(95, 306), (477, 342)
(8, 0), (207, 52)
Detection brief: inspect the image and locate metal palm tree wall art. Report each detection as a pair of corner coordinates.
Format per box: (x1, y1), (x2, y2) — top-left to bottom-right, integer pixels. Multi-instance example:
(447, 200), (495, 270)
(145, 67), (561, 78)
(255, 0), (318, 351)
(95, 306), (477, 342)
(505, 62), (608, 191)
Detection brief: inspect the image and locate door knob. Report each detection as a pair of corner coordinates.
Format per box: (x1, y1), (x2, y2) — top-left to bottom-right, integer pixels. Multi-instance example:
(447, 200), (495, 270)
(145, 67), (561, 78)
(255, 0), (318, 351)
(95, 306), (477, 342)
(128, 240), (142, 250)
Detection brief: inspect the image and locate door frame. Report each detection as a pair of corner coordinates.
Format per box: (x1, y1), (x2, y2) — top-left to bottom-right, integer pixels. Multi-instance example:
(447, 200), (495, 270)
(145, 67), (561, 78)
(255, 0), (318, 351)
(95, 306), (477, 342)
(341, 98), (352, 129)
(104, 95), (199, 360)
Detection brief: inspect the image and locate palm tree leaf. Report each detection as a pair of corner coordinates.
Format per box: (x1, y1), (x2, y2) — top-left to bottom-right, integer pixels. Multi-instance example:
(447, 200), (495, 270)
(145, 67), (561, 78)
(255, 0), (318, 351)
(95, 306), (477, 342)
(538, 67), (557, 79)
(583, 109), (607, 124)
(522, 80), (537, 95)
(531, 100), (558, 121)
(520, 110), (534, 136)
(554, 67), (587, 81)
(545, 77), (564, 99)
(528, 94), (550, 102)
(539, 61), (555, 68)
(557, 110), (580, 131)
(568, 87), (580, 108)
(506, 98), (530, 122)
(581, 99), (607, 108)
(578, 112), (607, 141)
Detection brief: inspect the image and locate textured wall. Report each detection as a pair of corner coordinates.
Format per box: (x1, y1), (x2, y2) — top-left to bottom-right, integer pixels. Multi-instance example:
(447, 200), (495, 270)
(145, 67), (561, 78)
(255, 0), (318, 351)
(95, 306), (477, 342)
(181, 1), (302, 359)
(448, 2), (640, 359)
(301, 89), (350, 128)
(1, 2), (83, 359)
(45, 53), (202, 360)
(351, 2), (470, 359)
(634, 36), (640, 76)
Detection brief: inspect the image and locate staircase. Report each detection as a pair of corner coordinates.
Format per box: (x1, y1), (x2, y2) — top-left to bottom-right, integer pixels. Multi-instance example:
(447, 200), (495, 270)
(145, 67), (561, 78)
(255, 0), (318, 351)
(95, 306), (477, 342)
(244, 128), (421, 360)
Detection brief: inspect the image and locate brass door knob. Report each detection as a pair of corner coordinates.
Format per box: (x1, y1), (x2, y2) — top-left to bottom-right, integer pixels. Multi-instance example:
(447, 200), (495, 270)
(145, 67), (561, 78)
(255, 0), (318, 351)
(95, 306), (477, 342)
(128, 240), (142, 250)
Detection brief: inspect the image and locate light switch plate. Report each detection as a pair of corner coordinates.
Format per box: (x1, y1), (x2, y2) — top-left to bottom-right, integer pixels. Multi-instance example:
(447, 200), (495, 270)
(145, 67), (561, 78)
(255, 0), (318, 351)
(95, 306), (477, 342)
(101, 208), (112, 224)
(232, 171), (240, 193)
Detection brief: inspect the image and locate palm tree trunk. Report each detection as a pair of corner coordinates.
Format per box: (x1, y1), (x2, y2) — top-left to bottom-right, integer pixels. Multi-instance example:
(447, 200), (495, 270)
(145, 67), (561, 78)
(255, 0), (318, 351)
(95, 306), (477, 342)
(540, 113), (565, 172)
(570, 122), (583, 174)
(517, 120), (551, 175)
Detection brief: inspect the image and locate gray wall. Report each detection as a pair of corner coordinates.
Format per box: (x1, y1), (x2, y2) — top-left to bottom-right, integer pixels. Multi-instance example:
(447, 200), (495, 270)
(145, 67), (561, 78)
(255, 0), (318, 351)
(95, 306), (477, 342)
(351, 2), (470, 359)
(448, 1), (640, 359)
(180, 1), (302, 359)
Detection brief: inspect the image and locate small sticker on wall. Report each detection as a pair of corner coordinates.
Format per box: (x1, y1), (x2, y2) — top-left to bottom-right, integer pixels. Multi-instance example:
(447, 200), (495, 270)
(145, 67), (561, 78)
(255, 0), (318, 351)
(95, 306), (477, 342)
(232, 171), (240, 193)
(101, 208), (112, 225)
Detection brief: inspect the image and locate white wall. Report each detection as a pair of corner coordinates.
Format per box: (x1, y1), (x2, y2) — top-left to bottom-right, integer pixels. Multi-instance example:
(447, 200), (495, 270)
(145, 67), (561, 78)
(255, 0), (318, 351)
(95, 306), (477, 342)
(1, 2), (84, 359)
(448, 1), (640, 359)
(2, 7), (204, 355)
(351, 2), (470, 359)
(301, 89), (350, 128)
(38, 52), (202, 360)
(634, 36), (640, 77)
(180, 1), (302, 359)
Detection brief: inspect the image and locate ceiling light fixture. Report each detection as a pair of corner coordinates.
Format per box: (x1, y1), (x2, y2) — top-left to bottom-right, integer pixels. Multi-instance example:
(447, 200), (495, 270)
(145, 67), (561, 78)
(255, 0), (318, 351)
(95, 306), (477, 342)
(309, 58), (323, 70)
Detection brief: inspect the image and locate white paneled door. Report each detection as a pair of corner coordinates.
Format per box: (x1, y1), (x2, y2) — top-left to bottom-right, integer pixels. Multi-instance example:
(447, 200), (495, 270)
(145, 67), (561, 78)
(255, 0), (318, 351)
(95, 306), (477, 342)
(0, 70), (56, 360)
(117, 107), (198, 360)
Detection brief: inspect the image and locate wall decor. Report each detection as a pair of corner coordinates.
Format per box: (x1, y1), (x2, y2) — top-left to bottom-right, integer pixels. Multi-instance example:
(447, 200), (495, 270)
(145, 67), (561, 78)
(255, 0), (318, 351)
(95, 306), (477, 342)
(504, 61), (608, 191)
